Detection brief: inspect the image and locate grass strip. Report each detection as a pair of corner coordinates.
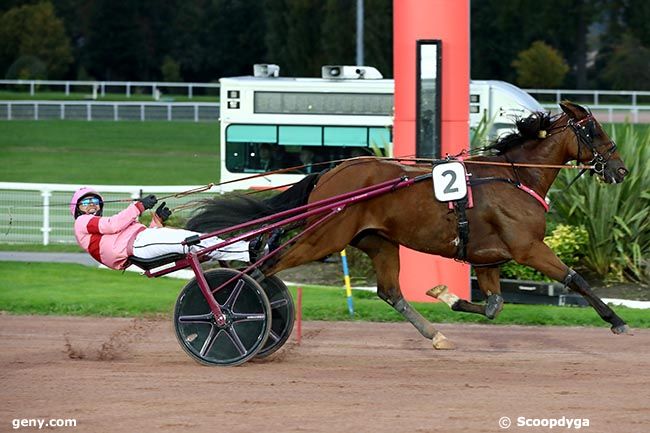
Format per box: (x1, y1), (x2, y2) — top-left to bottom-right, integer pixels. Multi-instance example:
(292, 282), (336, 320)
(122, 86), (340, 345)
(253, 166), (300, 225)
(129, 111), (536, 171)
(0, 120), (221, 185)
(1, 262), (648, 329)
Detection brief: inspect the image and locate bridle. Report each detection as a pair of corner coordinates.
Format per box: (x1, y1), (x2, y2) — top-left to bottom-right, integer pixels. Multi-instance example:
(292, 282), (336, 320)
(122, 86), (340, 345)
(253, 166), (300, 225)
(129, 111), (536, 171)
(567, 111), (618, 181)
(565, 111), (619, 187)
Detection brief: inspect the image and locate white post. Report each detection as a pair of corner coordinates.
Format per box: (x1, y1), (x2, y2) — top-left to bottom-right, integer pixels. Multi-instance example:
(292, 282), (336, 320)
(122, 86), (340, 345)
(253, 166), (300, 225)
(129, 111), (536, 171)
(60, 103), (65, 120)
(30, 82), (35, 96)
(188, 85), (193, 99)
(194, 105), (199, 122)
(114, 104), (118, 121)
(41, 190), (51, 246)
(126, 82), (131, 98)
(34, 103), (38, 120)
(356, 0), (364, 65)
(141, 104), (145, 121)
(7, 102), (11, 120)
(167, 104), (172, 121)
(101, 82), (105, 97)
(65, 82), (70, 96)
(87, 103), (91, 121)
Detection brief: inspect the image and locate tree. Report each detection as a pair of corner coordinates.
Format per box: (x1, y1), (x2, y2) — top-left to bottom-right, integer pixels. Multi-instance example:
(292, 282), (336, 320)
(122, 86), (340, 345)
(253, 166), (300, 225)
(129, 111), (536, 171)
(85, 0), (147, 80)
(161, 56), (181, 82)
(363, 0), (392, 77)
(602, 34), (650, 90)
(0, 2), (72, 78)
(471, 0), (606, 88)
(320, 0), (355, 68)
(197, 0), (267, 80)
(511, 41), (569, 88)
(264, 0), (324, 76)
(622, 0), (650, 47)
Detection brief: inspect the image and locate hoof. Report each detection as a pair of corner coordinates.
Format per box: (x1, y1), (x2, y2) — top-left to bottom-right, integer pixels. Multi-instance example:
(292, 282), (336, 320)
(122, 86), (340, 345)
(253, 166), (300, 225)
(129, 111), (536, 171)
(611, 324), (633, 335)
(426, 285), (448, 299)
(485, 294), (504, 320)
(432, 332), (456, 350)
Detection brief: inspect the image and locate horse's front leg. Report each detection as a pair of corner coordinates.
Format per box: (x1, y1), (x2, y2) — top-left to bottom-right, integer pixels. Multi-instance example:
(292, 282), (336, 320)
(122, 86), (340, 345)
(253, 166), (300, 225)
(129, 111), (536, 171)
(353, 233), (454, 349)
(515, 241), (631, 335)
(426, 266), (504, 319)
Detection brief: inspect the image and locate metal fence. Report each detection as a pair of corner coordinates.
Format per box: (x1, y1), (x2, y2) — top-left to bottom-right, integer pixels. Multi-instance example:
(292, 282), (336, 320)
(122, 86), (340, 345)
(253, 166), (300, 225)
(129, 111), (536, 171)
(0, 79), (220, 99)
(3, 79), (649, 104)
(540, 104), (650, 124)
(0, 101), (220, 122)
(0, 182), (226, 245)
(2, 79), (650, 123)
(523, 88), (650, 106)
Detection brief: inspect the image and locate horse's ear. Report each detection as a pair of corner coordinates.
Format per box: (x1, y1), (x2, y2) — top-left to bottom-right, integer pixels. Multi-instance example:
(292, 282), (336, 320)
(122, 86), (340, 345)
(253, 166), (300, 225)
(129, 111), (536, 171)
(559, 100), (589, 119)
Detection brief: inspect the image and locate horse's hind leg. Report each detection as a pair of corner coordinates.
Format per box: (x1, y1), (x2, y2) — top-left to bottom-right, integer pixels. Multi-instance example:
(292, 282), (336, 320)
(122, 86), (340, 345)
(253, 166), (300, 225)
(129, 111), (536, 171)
(352, 233), (454, 349)
(427, 266), (504, 319)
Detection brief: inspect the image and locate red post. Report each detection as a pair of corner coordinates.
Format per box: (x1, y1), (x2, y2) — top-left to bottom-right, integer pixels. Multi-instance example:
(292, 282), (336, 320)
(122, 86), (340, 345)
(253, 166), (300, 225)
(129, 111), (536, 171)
(393, 0), (471, 302)
(296, 286), (302, 345)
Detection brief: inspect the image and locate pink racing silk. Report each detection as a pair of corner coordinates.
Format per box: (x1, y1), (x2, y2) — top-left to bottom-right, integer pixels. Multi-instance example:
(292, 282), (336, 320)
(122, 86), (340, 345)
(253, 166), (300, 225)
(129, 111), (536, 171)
(74, 201), (152, 270)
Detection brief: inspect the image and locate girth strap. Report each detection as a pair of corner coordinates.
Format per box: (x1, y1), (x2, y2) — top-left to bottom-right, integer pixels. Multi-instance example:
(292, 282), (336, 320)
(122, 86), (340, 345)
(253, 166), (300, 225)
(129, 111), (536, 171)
(452, 197), (470, 261)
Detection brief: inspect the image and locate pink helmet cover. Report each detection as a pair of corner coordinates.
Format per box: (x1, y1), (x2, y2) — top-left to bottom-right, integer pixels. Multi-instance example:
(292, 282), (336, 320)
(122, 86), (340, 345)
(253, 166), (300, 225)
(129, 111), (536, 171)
(70, 187), (103, 217)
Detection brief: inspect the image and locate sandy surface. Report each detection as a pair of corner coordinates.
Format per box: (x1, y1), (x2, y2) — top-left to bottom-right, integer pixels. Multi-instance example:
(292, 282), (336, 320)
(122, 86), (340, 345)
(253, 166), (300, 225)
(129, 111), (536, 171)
(1, 315), (649, 433)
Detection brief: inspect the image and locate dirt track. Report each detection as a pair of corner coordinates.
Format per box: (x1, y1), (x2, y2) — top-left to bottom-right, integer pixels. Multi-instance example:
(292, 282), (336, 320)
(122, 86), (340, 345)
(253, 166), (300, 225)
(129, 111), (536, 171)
(1, 315), (649, 433)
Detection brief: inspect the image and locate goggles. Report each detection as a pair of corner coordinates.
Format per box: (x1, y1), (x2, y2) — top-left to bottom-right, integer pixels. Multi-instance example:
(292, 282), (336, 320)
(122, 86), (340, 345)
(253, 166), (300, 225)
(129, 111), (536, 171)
(79, 197), (102, 206)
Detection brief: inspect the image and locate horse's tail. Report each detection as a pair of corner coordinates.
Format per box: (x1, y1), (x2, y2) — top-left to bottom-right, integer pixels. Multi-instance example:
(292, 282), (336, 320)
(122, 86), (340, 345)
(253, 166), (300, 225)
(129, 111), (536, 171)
(185, 173), (321, 233)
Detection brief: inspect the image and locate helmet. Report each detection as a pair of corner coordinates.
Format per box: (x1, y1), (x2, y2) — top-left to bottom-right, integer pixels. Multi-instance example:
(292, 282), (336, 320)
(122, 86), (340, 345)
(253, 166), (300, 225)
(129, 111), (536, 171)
(70, 187), (104, 218)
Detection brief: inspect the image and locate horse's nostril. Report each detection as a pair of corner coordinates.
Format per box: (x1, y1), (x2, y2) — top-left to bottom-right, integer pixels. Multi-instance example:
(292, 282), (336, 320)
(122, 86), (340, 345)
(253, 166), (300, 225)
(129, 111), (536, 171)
(618, 168), (629, 177)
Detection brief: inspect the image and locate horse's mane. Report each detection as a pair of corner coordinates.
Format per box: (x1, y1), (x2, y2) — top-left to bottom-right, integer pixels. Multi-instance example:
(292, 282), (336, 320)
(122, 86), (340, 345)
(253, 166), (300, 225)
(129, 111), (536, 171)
(483, 111), (559, 155)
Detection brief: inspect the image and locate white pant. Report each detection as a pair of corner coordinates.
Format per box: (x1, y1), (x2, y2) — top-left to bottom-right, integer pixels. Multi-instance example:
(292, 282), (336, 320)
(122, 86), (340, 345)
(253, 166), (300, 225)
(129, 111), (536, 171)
(132, 227), (250, 262)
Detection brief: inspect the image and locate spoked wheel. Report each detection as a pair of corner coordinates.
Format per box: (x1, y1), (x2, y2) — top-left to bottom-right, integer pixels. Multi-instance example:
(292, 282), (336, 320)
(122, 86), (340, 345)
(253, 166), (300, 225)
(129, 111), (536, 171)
(256, 276), (295, 358)
(174, 269), (271, 366)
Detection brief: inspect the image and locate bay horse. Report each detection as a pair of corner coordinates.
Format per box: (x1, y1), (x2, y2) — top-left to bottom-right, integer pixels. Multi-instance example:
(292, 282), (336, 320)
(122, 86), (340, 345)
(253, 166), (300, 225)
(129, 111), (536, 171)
(187, 101), (631, 349)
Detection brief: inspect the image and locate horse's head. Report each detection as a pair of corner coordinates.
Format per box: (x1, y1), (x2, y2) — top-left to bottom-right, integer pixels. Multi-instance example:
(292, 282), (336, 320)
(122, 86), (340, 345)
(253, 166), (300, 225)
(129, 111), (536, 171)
(560, 101), (629, 184)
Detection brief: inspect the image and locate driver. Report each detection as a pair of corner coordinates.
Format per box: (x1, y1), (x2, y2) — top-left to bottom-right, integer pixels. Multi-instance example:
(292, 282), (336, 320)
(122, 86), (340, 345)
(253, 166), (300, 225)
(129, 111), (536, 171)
(71, 187), (255, 270)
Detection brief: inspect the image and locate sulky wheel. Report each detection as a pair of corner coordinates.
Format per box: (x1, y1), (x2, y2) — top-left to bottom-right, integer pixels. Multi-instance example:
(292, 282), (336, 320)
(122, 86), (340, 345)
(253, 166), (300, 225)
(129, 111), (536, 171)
(256, 276), (295, 358)
(174, 268), (271, 366)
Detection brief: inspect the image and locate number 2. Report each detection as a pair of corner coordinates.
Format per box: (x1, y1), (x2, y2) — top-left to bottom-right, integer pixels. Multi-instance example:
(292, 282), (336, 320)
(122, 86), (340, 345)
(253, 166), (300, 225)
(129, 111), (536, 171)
(442, 170), (459, 193)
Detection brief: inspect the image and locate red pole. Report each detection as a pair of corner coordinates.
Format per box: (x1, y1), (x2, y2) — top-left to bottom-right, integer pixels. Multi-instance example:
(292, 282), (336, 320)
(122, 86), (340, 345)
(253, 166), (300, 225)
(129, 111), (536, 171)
(393, 0), (470, 302)
(296, 286), (302, 345)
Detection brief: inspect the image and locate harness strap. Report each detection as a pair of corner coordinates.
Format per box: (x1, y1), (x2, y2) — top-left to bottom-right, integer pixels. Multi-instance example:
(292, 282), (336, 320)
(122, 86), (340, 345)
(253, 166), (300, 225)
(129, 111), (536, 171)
(515, 184), (549, 212)
(452, 197), (470, 262)
(469, 177), (549, 212)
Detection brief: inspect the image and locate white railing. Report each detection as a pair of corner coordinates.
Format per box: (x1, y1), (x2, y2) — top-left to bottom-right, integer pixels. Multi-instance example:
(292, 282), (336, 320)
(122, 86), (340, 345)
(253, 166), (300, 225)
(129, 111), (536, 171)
(538, 103), (650, 124)
(523, 88), (650, 106)
(0, 101), (220, 122)
(0, 79), (220, 99)
(0, 182), (226, 245)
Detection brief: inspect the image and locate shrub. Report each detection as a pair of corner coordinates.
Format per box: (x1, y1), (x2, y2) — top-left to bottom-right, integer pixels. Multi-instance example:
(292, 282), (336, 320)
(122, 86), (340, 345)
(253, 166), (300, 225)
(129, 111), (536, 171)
(161, 56), (182, 83)
(5, 55), (47, 80)
(550, 123), (650, 284)
(512, 41), (569, 88)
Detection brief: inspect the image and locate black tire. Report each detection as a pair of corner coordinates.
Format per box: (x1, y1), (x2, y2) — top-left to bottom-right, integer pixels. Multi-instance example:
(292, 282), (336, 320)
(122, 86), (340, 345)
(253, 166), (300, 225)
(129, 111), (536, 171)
(174, 269), (271, 366)
(256, 276), (295, 358)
